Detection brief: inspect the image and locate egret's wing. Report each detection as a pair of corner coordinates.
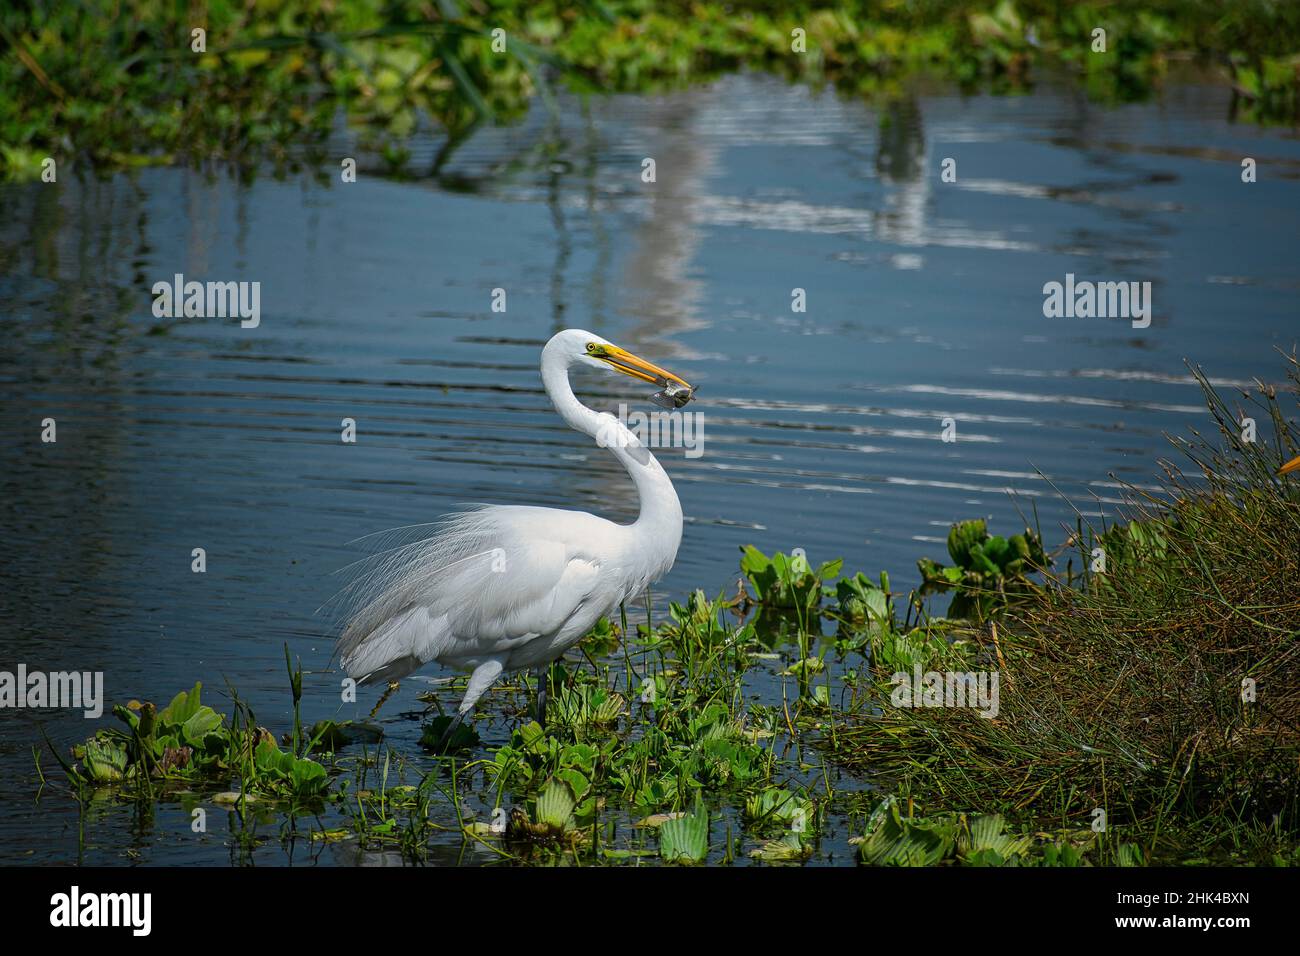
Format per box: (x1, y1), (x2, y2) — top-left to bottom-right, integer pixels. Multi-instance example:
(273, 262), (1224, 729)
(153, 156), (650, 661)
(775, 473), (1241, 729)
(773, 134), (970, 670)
(337, 507), (606, 682)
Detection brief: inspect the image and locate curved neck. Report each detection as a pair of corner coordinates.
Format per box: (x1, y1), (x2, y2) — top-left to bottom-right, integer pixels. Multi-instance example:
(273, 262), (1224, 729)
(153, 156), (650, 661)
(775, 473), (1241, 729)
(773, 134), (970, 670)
(541, 345), (683, 543)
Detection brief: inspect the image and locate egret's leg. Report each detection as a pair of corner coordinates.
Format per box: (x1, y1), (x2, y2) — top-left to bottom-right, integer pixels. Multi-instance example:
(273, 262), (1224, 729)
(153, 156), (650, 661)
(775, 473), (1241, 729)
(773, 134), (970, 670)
(534, 666), (548, 725)
(432, 711), (464, 752)
(460, 657), (505, 713)
(435, 657), (504, 752)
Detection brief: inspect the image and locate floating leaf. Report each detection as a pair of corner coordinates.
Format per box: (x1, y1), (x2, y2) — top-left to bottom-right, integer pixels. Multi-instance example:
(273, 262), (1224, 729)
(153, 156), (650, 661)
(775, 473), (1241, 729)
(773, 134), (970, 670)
(82, 738), (126, 782)
(659, 797), (709, 863)
(635, 812), (685, 828)
(958, 814), (1031, 862)
(858, 802), (956, 866)
(750, 831), (812, 862)
(212, 791), (257, 805)
(535, 779), (577, 832)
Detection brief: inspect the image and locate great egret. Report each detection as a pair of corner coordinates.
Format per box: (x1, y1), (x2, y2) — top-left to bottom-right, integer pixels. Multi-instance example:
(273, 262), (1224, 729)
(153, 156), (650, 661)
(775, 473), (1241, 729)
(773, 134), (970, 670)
(337, 328), (694, 740)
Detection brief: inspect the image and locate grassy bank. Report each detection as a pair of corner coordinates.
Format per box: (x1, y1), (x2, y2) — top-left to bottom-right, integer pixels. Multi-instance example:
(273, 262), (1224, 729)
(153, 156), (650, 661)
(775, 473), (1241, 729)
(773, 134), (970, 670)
(4, 1), (1300, 179)
(828, 356), (1300, 865)
(44, 357), (1300, 865)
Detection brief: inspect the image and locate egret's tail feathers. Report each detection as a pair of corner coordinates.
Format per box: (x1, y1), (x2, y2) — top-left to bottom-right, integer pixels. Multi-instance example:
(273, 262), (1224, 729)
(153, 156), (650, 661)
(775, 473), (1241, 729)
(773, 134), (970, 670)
(334, 509), (511, 667)
(340, 605), (445, 684)
(349, 654), (422, 686)
(334, 505), (584, 692)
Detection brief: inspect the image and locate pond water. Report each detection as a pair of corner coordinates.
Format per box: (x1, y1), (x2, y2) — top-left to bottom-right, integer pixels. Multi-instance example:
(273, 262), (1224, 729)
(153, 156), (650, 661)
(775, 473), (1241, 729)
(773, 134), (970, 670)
(1, 69), (1297, 864)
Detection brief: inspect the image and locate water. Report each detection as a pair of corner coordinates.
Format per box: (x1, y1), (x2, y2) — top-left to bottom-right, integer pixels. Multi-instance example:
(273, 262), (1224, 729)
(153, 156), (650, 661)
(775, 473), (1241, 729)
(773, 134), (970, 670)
(1, 70), (1297, 864)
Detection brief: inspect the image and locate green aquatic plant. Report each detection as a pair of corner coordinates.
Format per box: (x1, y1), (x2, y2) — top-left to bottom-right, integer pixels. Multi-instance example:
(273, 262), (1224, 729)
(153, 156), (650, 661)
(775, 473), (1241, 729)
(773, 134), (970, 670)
(66, 683), (229, 784)
(834, 570), (893, 635)
(1039, 841), (1087, 867)
(743, 787), (815, 833)
(125, 683), (224, 770)
(464, 543), (902, 862)
(647, 589), (755, 699)
(957, 812), (1032, 865)
(579, 616), (622, 657)
(79, 738), (127, 784)
(506, 778), (584, 846)
(916, 519), (1047, 620)
(1089, 515), (1171, 584)
(480, 611), (789, 848)
(252, 738), (329, 798)
(490, 719), (606, 791)
(865, 623), (954, 674)
(548, 681), (627, 731)
(740, 545), (842, 614)
(659, 797), (709, 864)
(533, 778), (579, 832)
(857, 799), (1082, 867)
(858, 800), (957, 867)
(659, 588), (736, 647)
(57, 666), (333, 805)
(749, 831), (814, 863)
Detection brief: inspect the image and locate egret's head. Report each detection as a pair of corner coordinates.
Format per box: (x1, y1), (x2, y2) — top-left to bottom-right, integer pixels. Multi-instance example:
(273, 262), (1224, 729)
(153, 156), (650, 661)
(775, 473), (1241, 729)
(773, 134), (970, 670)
(552, 329), (695, 408)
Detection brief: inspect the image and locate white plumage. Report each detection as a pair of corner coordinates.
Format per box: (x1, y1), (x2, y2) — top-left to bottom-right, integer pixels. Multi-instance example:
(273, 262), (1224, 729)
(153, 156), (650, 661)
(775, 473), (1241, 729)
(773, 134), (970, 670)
(336, 329), (693, 726)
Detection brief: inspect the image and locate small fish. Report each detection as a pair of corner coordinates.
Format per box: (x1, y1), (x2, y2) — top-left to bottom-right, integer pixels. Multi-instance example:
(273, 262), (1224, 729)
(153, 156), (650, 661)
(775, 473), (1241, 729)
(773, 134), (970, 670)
(651, 380), (694, 409)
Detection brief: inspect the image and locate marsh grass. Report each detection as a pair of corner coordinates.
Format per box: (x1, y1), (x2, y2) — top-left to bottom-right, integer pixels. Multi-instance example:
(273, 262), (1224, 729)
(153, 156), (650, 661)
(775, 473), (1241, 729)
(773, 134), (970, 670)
(829, 355), (1300, 864)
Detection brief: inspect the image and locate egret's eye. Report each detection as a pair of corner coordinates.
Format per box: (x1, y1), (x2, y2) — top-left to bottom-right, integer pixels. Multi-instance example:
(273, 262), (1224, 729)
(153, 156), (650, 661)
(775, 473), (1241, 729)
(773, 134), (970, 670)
(586, 342), (604, 356)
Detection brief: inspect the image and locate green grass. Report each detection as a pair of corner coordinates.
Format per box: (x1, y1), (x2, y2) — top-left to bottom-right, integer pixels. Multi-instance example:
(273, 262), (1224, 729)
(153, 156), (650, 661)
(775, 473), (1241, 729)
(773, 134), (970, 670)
(826, 354), (1300, 866)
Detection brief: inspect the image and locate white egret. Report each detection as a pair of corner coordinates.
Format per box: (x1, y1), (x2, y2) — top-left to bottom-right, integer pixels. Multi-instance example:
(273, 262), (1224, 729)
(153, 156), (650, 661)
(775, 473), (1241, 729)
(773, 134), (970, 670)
(337, 329), (694, 741)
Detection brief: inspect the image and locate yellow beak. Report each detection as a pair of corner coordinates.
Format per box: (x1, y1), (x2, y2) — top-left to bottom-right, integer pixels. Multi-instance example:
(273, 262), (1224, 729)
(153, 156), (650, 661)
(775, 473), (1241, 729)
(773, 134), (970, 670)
(1280, 454), (1300, 476)
(596, 344), (692, 391)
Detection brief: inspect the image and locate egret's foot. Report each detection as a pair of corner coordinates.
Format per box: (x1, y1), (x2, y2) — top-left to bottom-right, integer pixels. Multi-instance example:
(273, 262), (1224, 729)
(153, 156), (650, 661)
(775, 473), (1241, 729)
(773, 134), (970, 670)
(427, 712), (466, 754)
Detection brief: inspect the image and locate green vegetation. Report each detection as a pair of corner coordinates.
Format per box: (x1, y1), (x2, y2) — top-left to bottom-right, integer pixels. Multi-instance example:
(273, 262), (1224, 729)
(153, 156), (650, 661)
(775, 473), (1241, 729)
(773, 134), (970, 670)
(43, 357), (1300, 864)
(5, 1), (1300, 179)
(830, 357), (1300, 866)
(49, 649), (367, 809)
(916, 519), (1047, 620)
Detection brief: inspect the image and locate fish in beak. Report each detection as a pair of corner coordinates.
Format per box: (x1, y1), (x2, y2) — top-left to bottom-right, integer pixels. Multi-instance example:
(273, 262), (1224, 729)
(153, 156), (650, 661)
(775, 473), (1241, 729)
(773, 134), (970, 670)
(591, 343), (695, 408)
